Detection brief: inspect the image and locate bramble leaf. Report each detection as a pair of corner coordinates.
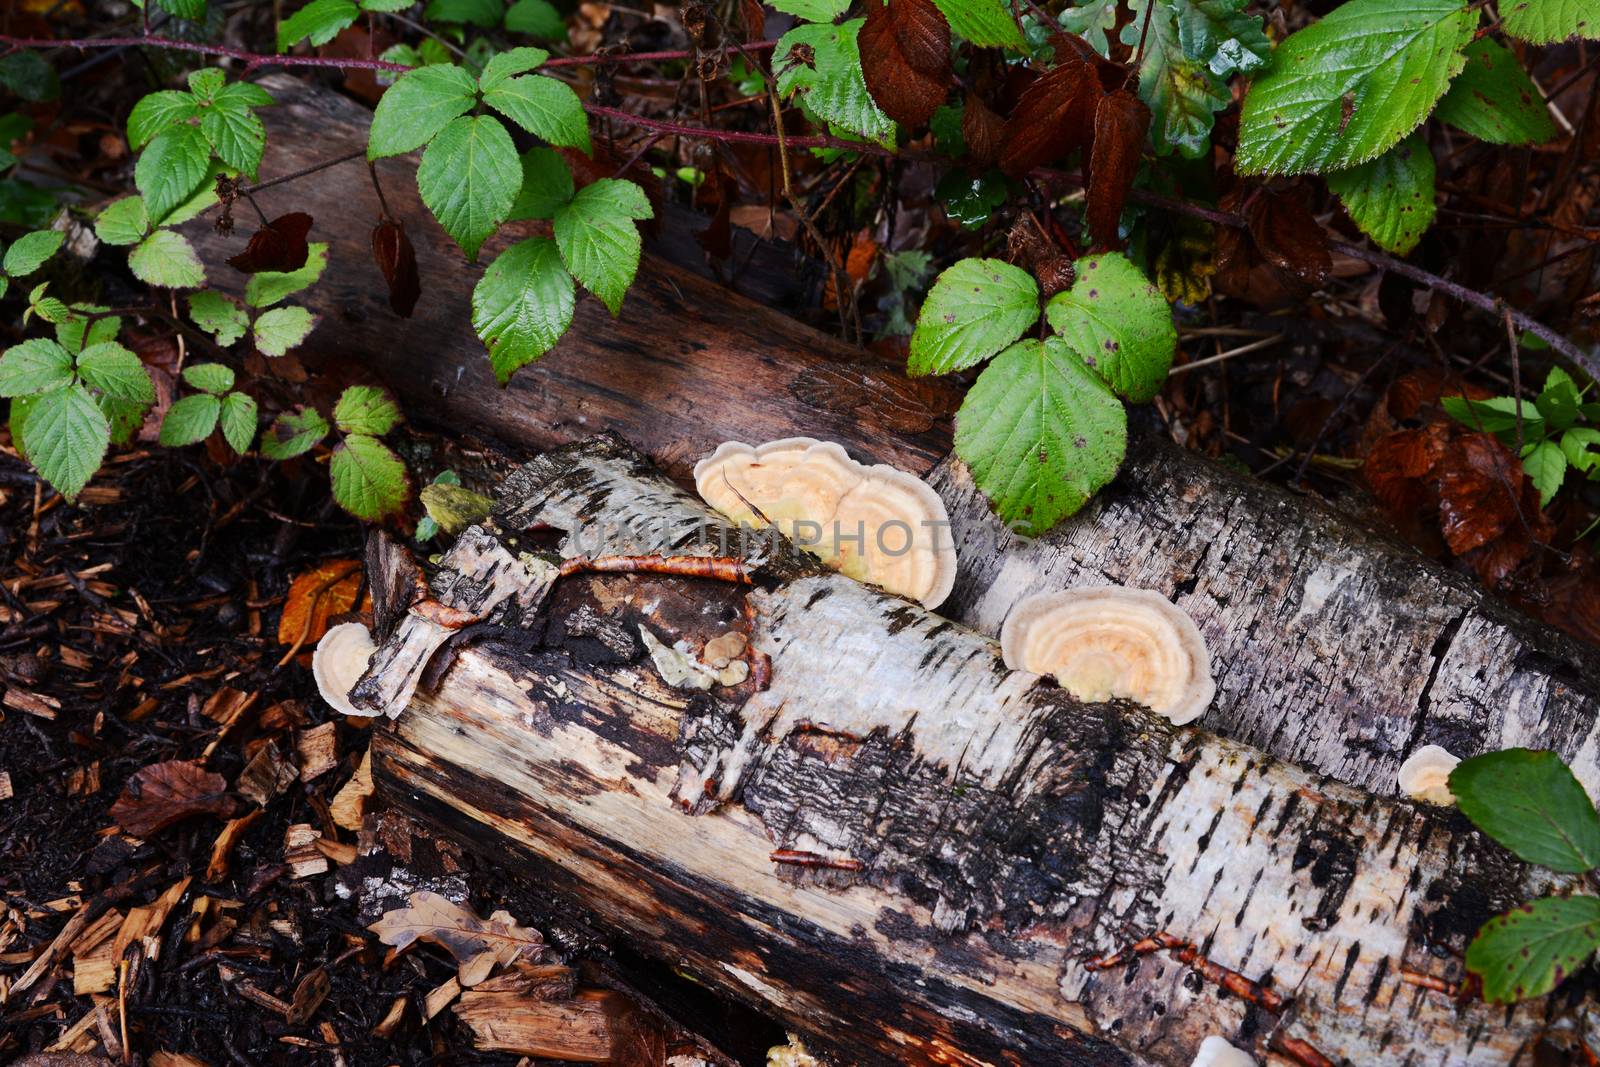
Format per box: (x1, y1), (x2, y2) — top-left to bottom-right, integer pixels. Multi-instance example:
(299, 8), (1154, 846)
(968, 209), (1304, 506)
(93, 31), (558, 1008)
(482, 74), (591, 152)
(1501, 0), (1597, 44)
(219, 391), (259, 454)
(128, 91), (200, 150)
(244, 243), (328, 307)
(0, 338), (73, 397)
(160, 393), (221, 446)
(471, 236), (575, 382)
(776, 21), (897, 146)
(136, 122), (213, 223)
(367, 64), (478, 159)
(3, 229), (63, 277)
(261, 406), (330, 459)
(1435, 38), (1557, 145)
(77, 343), (155, 406)
(552, 178), (652, 315)
(930, 0), (1024, 48)
(1467, 896), (1600, 1004)
(909, 258), (1038, 376)
(200, 95), (268, 177)
(1325, 134), (1436, 255)
(278, 0), (359, 51)
(331, 433), (409, 519)
(183, 362), (236, 395)
(128, 230), (207, 289)
(1522, 439), (1566, 507)
(417, 115), (522, 260)
(188, 291), (251, 345)
(94, 196), (151, 246)
(508, 147), (574, 221)
(20, 384), (109, 501)
(479, 47), (550, 92)
(505, 0), (567, 39)
(769, 0), (851, 20)
(1045, 253), (1175, 403)
(424, 0), (503, 25)
(333, 384), (402, 435)
(1450, 748), (1600, 873)
(253, 305), (317, 356)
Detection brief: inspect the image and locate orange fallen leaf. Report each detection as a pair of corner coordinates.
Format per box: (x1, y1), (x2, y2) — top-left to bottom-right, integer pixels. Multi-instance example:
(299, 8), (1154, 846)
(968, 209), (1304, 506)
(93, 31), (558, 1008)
(277, 559), (368, 651)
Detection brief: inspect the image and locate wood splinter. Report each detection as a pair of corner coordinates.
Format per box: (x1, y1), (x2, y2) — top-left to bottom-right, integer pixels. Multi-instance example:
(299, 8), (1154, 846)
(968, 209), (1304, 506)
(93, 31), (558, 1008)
(557, 554), (754, 584)
(1083, 931), (1286, 1013)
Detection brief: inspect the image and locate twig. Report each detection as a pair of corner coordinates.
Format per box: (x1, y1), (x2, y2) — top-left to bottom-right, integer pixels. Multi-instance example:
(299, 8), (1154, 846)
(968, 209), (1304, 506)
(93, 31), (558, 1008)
(557, 554), (753, 583)
(1167, 334), (1283, 374)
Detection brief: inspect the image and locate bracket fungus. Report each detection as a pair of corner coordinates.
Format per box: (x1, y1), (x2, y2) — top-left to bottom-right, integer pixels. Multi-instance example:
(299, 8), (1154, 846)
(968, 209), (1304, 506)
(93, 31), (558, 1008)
(1397, 744), (1461, 805)
(1190, 1036), (1255, 1067)
(312, 622), (377, 717)
(693, 437), (957, 608)
(999, 587), (1215, 725)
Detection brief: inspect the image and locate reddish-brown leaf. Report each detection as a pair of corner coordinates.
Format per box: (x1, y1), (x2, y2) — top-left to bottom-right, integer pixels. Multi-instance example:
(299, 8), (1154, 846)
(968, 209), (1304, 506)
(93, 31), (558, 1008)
(1363, 426), (1442, 514)
(859, 0), (951, 128)
(227, 212), (313, 274)
(372, 217), (421, 318)
(998, 60), (1097, 178)
(1036, 254), (1077, 297)
(1085, 88), (1149, 250)
(1436, 431), (1523, 556)
(739, 0), (765, 40)
(961, 94), (1005, 168)
(109, 761), (235, 837)
(1245, 190), (1331, 287)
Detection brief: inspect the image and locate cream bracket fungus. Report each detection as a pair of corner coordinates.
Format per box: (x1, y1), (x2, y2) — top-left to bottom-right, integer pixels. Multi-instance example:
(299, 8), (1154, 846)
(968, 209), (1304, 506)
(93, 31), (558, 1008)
(694, 438), (957, 609)
(1397, 744), (1461, 805)
(312, 621), (378, 717)
(1000, 587), (1215, 725)
(1190, 1036), (1255, 1067)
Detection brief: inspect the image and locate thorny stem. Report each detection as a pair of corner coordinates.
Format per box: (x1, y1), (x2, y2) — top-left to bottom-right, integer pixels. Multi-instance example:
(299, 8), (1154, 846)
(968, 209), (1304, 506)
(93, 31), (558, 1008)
(1132, 0), (1156, 71)
(368, 161), (394, 220)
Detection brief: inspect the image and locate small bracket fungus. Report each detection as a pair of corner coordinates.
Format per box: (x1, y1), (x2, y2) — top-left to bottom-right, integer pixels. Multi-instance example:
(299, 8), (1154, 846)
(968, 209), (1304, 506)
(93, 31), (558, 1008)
(1000, 587), (1215, 725)
(1398, 744), (1461, 805)
(694, 438), (957, 608)
(312, 622), (378, 717)
(1191, 1036), (1255, 1067)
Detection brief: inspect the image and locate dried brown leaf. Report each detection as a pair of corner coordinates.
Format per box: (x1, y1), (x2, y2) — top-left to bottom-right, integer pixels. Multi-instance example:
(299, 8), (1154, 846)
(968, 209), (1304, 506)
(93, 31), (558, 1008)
(109, 762), (234, 837)
(371, 217), (421, 318)
(1086, 88), (1149, 251)
(859, 0), (951, 128)
(998, 60), (1096, 178)
(960, 94), (1004, 168)
(276, 558), (365, 649)
(1245, 189), (1331, 287)
(1436, 431), (1525, 557)
(227, 212), (313, 274)
(369, 891), (544, 986)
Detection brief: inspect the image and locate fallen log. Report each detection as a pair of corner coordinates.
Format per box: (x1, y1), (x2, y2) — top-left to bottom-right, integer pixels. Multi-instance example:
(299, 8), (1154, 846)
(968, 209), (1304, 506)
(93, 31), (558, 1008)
(371, 435), (1589, 1067)
(190, 77), (1600, 804)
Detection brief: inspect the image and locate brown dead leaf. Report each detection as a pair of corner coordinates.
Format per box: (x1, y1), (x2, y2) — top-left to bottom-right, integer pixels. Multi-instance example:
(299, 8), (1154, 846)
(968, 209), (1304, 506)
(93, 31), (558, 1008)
(227, 213), (313, 274)
(998, 60), (1096, 178)
(1246, 188), (1331, 287)
(109, 762), (234, 837)
(960, 94), (1004, 168)
(276, 558), (366, 649)
(859, 0), (951, 128)
(1436, 431), (1527, 557)
(372, 217), (421, 318)
(369, 891), (544, 987)
(1086, 88), (1149, 251)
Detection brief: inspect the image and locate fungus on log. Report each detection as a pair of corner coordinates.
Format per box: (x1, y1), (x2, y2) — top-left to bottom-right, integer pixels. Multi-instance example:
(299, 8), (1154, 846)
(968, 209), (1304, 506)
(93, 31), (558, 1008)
(369, 435), (1593, 1067)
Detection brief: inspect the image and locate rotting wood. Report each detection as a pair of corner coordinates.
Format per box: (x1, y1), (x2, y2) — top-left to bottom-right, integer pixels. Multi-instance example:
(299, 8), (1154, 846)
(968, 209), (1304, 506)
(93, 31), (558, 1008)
(371, 436), (1594, 1067)
(194, 78), (1600, 803)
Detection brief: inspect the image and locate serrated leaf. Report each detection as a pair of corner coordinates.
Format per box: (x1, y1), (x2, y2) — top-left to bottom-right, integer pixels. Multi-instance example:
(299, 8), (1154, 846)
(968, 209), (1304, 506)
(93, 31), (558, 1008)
(953, 337), (1127, 535)
(95, 196), (151, 246)
(770, 0), (851, 20)
(253, 305), (317, 356)
(424, 0), (502, 24)
(1467, 896), (1600, 1004)
(930, 0), (1024, 48)
(160, 393), (222, 446)
(1451, 749), (1600, 873)
(505, 0), (567, 39)
(367, 63), (479, 160)
(471, 236), (575, 382)
(1522, 439), (1566, 507)
(1325, 134), (1436, 255)
(128, 91), (200, 150)
(183, 362), (236, 394)
(333, 384), (402, 435)
(20, 384), (109, 501)
(1236, 0), (1476, 175)
(187, 68), (227, 101)
(3, 229), (63, 277)
(163, 159), (233, 227)
(1057, 0), (1118, 55)
(331, 434), (410, 519)
(1562, 428), (1600, 474)
(909, 258), (1038, 375)
(201, 101), (267, 177)
(244, 242), (328, 307)
(0, 338), (73, 397)
(99, 394), (150, 447)
(417, 115), (522, 260)
(361, 0), (415, 9)
(188, 291), (251, 345)
(136, 122), (213, 224)
(129, 230), (206, 289)
(214, 82), (277, 109)
(1045, 253), (1175, 403)
(219, 391), (258, 454)
(77, 342), (154, 404)
(278, 0), (360, 51)
(1172, 0), (1271, 76)
(482, 74), (591, 152)
(479, 47), (550, 91)
(776, 21), (897, 146)
(859, 0), (952, 128)
(57, 306), (123, 352)
(552, 178), (651, 315)
(1442, 395), (1540, 437)
(155, 0), (208, 19)
(261, 406), (329, 459)
(508, 147), (574, 221)
(1501, 0), (1596, 44)
(1435, 38), (1557, 145)
(1123, 0), (1229, 159)
(0, 52), (58, 103)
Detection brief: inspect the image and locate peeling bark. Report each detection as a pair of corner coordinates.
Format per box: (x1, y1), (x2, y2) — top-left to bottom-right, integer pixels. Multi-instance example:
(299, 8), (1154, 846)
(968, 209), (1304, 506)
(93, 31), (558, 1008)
(372, 436), (1594, 1067)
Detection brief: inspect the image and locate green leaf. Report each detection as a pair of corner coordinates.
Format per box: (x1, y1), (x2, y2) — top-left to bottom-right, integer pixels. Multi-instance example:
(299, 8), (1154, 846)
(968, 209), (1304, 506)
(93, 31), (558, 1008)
(128, 230), (206, 289)
(136, 122), (213, 224)
(260, 406), (330, 459)
(1537, 367), (1581, 430)
(471, 236), (575, 382)
(253, 305), (317, 356)
(479, 47), (550, 92)
(1045, 253), (1176, 403)
(1435, 38), (1557, 145)
(219, 392), (259, 454)
(0, 53), (59, 103)
(482, 74), (591, 152)
(0, 338), (73, 397)
(953, 337), (1127, 535)
(424, 0), (503, 25)
(505, 0), (568, 40)
(187, 68), (227, 101)
(99, 393), (150, 447)
(1450, 748), (1600, 873)
(244, 242), (328, 307)
(57, 306), (122, 352)
(134, 86), (204, 131)
(76, 343), (154, 405)
(1056, 0), (1118, 55)
(508, 147), (574, 221)
(331, 433), (410, 519)
(769, 0), (851, 20)
(161, 159), (233, 227)
(1467, 896), (1600, 1004)
(1325, 134), (1436, 255)
(1123, 0), (1230, 159)
(1236, 0), (1476, 175)
(0, 112), (34, 170)
(367, 63), (479, 160)
(552, 178), (651, 316)
(776, 21), (896, 146)
(333, 384), (402, 435)
(20, 384), (109, 501)
(1172, 0), (1271, 76)
(278, 0), (359, 51)
(2, 228), (63, 277)
(417, 115), (522, 260)
(213, 82), (277, 110)
(908, 258), (1038, 376)
(1441, 395), (1541, 436)
(94, 196), (151, 246)
(361, 0), (415, 9)
(1561, 427), (1600, 474)
(201, 100), (267, 178)
(160, 393), (222, 446)
(188, 291), (250, 345)
(931, 0), (1025, 48)
(183, 362), (236, 394)
(1501, 0), (1596, 44)
(154, 0), (208, 19)
(1522, 439), (1566, 507)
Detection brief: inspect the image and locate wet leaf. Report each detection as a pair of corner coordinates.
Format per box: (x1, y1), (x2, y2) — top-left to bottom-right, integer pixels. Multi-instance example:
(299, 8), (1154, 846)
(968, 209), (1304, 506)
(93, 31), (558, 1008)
(1467, 895), (1600, 1004)
(109, 760), (235, 837)
(859, 0), (952, 128)
(1325, 135), (1436, 255)
(372, 218), (421, 318)
(998, 59), (1096, 178)
(960, 95), (1004, 167)
(1085, 88), (1148, 250)
(1451, 749), (1600, 873)
(1245, 188), (1331, 287)
(369, 890), (544, 986)
(277, 558), (365, 647)
(227, 212), (313, 274)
